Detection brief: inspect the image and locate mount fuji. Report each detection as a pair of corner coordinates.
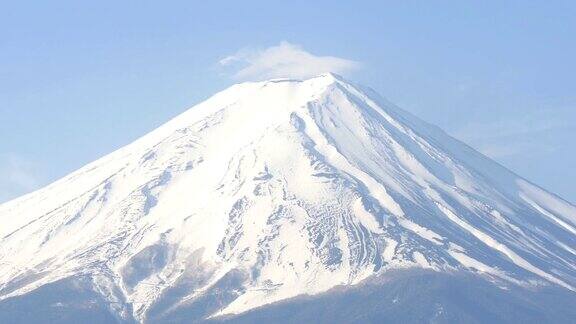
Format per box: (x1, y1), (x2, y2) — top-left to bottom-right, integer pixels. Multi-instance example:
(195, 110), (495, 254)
(1, 73), (575, 323)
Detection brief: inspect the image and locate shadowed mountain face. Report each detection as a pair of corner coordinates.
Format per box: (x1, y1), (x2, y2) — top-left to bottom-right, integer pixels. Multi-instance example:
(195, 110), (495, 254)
(0, 74), (575, 323)
(0, 276), (133, 324)
(1, 270), (575, 324)
(212, 270), (576, 324)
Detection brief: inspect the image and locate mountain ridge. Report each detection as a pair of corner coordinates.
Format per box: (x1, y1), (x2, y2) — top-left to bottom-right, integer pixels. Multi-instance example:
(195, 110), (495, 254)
(1, 73), (575, 322)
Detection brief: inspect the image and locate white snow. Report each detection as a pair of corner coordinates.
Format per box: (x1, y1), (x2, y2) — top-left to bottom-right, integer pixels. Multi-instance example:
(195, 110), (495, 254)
(1, 73), (575, 321)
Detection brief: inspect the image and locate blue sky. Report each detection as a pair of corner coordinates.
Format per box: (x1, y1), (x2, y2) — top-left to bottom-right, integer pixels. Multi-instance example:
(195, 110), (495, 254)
(1, 0), (575, 203)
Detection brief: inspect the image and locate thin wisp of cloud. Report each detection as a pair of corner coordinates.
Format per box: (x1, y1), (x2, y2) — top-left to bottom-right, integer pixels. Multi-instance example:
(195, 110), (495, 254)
(219, 41), (361, 81)
(0, 153), (42, 203)
(452, 107), (573, 159)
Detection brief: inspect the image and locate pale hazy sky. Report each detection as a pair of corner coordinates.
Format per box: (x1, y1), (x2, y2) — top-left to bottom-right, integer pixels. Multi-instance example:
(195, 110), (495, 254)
(1, 1), (575, 203)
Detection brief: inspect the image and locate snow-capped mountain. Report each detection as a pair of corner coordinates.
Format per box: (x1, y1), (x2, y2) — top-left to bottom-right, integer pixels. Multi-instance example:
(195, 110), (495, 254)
(1, 73), (575, 323)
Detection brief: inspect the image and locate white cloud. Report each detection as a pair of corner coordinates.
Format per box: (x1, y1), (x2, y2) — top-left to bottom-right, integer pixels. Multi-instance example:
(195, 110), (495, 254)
(451, 108), (573, 159)
(0, 153), (43, 203)
(219, 41), (361, 81)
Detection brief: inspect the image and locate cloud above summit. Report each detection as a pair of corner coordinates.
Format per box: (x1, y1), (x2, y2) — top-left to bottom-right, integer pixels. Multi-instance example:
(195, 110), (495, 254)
(219, 41), (361, 81)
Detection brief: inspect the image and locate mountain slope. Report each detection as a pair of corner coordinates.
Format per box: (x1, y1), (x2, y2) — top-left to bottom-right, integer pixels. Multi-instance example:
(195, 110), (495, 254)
(1, 73), (575, 323)
(212, 270), (576, 324)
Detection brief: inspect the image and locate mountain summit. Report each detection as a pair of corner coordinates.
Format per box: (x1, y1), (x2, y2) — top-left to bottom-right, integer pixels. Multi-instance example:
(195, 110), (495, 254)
(1, 74), (575, 323)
